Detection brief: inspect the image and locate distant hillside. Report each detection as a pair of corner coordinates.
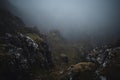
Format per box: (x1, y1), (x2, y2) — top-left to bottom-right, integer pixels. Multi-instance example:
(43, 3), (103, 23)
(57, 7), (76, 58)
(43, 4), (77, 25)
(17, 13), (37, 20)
(47, 30), (87, 65)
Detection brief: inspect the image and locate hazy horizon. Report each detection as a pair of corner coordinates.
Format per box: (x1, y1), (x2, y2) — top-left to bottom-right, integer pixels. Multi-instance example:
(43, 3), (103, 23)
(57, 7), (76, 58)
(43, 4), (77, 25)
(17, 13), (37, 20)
(1, 0), (120, 41)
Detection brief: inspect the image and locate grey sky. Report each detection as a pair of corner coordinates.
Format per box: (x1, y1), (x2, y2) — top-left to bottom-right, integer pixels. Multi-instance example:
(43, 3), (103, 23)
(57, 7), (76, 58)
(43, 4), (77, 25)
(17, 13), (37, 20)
(4, 0), (120, 40)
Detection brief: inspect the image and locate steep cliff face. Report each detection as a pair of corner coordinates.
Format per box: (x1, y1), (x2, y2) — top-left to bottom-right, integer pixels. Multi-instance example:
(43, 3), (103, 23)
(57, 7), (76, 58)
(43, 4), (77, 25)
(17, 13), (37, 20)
(0, 9), (53, 80)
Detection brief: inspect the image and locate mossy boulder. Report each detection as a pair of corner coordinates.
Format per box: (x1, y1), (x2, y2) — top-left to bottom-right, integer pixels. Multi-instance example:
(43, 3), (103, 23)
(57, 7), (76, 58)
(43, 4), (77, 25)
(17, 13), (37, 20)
(67, 62), (96, 80)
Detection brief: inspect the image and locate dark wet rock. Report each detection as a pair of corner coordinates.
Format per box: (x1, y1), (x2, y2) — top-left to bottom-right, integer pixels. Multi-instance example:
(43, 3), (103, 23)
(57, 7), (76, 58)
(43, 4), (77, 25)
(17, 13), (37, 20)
(62, 44), (120, 80)
(87, 45), (120, 80)
(0, 9), (53, 80)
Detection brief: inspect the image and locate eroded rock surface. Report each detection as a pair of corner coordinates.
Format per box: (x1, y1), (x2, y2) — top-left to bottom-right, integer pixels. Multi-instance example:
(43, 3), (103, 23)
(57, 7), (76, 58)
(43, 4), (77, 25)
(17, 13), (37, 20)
(0, 9), (53, 80)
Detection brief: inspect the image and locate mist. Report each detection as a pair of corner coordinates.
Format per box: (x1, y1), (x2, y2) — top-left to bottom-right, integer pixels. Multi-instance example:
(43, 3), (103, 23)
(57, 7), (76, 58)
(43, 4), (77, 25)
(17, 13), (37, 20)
(1, 0), (120, 41)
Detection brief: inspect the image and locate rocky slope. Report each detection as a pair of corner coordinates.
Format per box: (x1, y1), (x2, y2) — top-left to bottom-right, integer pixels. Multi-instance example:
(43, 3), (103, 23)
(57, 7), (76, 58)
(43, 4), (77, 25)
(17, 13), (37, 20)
(45, 30), (94, 80)
(47, 30), (87, 65)
(0, 9), (53, 80)
(0, 8), (120, 80)
(63, 44), (120, 80)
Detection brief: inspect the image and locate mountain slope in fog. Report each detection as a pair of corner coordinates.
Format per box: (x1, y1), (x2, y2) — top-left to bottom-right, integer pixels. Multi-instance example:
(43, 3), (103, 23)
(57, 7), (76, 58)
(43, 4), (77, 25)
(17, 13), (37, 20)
(0, 9), (53, 80)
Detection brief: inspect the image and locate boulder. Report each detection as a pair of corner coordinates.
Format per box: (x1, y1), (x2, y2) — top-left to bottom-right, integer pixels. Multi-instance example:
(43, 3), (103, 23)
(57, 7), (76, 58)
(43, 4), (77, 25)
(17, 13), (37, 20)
(67, 62), (96, 80)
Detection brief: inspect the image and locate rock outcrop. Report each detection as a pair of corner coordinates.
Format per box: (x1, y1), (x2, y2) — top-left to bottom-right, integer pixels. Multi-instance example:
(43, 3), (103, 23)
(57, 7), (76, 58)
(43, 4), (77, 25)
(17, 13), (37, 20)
(66, 44), (120, 80)
(0, 9), (53, 80)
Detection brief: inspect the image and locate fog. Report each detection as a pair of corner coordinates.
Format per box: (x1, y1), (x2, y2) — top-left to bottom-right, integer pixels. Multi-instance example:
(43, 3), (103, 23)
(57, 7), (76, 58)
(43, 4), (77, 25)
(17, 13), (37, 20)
(1, 0), (120, 41)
